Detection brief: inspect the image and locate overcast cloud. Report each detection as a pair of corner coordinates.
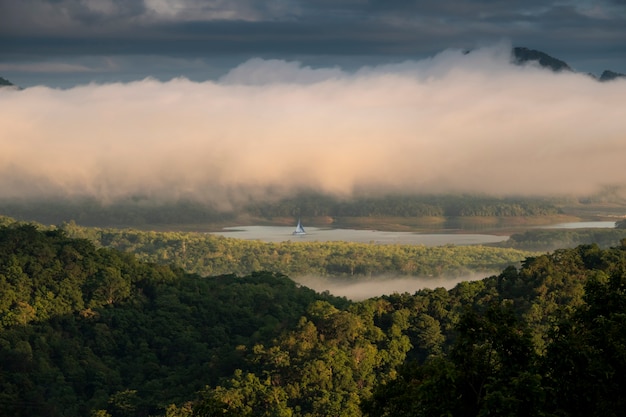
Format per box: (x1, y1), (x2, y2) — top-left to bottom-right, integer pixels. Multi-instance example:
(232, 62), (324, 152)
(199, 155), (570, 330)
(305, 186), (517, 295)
(1, 0), (625, 87)
(1, 44), (625, 205)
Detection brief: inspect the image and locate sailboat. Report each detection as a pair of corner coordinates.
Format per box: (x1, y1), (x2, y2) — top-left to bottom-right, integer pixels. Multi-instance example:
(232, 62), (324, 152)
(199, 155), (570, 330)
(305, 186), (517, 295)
(292, 218), (306, 235)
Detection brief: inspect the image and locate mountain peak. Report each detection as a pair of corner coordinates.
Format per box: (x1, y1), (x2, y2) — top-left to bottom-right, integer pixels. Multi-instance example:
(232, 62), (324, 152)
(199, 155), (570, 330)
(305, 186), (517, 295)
(0, 76), (15, 87)
(512, 47), (573, 72)
(599, 70), (626, 82)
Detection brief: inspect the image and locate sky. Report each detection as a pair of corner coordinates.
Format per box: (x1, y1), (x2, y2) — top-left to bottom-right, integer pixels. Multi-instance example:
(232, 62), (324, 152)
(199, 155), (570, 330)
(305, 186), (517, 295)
(1, 1), (626, 206)
(1, 0), (626, 87)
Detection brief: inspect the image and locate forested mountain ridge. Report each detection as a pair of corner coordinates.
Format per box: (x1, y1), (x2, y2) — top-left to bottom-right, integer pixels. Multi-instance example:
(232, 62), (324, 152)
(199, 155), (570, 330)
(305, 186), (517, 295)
(2, 224), (626, 416)
(364, 240), (626, 417)
(497, 226), (626, 251)
(0, 194), (563, 228)
(245, 193), (562, 219)
(0, 224), (348, 416)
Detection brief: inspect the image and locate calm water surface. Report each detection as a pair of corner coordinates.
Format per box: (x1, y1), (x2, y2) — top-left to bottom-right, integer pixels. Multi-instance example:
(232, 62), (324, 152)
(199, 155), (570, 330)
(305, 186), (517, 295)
(540, 221), (617, 229)
(212, 226), (508, 245)
(211, 220), (620, 245)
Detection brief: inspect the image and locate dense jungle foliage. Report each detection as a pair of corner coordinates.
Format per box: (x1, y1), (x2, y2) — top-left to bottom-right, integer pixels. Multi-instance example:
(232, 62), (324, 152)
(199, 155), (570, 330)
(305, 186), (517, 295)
(0, 224), (348, 416)
(2, 224), (626, 416)
(497, 226), (626, 251)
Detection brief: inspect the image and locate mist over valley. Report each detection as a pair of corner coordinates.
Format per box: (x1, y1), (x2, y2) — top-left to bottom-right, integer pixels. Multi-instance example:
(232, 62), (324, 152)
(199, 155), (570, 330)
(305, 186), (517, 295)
(2, 44), (626, 211)
(2, 43), (626, 294)
(294, 273), (497, 301)
(4, 0), (626, 414)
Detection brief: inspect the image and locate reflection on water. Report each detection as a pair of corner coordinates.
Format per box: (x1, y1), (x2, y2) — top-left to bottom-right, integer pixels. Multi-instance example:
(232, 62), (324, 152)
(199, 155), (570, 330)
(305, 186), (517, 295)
(212, 226), (508, 245)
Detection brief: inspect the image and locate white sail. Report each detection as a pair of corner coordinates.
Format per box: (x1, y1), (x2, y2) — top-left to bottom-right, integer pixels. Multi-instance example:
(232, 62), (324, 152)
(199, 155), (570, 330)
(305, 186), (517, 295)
(293, 218), (306, 235)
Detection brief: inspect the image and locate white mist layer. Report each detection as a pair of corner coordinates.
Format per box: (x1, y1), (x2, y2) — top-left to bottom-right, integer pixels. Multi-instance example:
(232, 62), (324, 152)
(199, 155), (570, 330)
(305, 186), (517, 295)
(294, 274), (492, 301)
(2, 43), (626, 204)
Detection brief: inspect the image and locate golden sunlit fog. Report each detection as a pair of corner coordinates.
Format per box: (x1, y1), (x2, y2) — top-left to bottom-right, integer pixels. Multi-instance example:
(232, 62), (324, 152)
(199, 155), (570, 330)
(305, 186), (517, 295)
(2, 44), (625, 206)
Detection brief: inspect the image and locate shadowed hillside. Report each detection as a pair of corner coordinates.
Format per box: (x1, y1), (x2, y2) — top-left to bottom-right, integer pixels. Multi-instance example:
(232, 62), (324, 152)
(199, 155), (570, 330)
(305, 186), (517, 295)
(2, 224), (626, 416)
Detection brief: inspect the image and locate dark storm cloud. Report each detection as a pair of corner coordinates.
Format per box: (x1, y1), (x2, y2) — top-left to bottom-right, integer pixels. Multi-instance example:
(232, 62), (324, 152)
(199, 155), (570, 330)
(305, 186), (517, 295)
(0, 1), (625, 87)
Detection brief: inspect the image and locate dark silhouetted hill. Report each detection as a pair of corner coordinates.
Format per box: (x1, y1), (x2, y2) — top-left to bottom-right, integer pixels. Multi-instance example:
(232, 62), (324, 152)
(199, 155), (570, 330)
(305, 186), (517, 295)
(512, 47), (572, 72)
(0, 76), (15, 87)
(512, 47), (624, 82)
(599, 70), (626, 81)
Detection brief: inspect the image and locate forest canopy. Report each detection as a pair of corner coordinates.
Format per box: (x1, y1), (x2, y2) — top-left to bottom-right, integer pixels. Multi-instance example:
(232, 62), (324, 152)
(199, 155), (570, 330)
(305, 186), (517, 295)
(2, 223), (626, 416)
(55, 219), (533, 279)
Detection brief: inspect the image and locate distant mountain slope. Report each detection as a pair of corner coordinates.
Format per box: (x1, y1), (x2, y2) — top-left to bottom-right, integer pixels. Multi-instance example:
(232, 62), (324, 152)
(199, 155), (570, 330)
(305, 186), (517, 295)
(513, 47), (573, 72)
(512, 46), (624, 82)
(0, 76), (15, 87)
(599, 69), (626, 81)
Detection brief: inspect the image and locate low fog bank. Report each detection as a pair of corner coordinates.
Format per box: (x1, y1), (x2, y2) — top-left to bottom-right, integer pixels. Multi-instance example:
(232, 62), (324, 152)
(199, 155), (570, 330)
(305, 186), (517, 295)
(2, 42), (626, 206)
(294, 273), (495, 301)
